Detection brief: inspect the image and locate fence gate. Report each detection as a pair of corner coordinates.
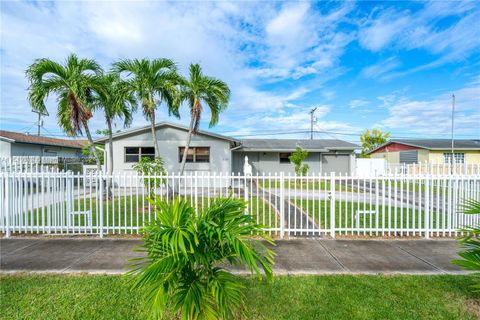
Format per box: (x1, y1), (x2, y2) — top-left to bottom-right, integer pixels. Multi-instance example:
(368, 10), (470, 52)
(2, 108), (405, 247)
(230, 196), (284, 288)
(0, 172), (104, 236)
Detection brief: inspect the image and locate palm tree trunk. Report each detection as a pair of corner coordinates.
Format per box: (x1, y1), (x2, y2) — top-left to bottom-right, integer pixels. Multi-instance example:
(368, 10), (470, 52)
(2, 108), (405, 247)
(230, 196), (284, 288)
(106, 118), (114, 199)
(150, 109), (161, 156)
(106, 119), (114, 175)
(179, 111), (196, 175)
(83, 120), (102, 172)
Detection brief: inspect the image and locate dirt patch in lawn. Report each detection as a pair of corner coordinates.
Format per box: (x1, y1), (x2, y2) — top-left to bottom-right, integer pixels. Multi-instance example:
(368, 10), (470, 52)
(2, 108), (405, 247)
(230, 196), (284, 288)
(466, 299), (480, 318)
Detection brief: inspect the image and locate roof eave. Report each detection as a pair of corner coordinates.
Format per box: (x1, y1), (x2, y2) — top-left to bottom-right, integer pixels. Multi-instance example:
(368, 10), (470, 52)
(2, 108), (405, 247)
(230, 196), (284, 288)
(0, 136), (15, 143)
(11, 140), (84, 149)
(94, 122), (239, 143)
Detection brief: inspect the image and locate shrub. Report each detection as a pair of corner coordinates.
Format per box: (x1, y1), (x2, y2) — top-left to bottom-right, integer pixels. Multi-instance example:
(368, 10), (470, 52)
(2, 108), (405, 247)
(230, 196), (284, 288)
(452, 199), (480, 291)
(289, 146), (309, 176)
(132, 157), (166, 198)
(128, 197), (275, 319)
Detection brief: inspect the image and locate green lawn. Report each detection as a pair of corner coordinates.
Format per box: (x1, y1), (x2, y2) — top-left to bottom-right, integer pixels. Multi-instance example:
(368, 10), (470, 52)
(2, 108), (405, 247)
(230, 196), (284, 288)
(23, 194), (279, 235)
(1, 274), (479, 319)
(293, 199), (447, 234)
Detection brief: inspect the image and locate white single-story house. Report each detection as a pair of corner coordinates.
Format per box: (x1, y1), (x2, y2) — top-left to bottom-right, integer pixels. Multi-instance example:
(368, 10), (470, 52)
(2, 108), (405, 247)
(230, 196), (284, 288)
(0, 130), (86, 160)
(95, 122), (358, 175)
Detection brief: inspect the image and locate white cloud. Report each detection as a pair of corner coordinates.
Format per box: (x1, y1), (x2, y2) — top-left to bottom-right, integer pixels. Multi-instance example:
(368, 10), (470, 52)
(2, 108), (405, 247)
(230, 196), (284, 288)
(379, 84), (480, 135)
(222, 105), (358, 139)
(349, 99), (369, 109)
(358, 10), (410, 51)
(361, 57), (401, 80)
(258, 2), (354, 80)
(358, 2), (480, 78)
(0, 1), (313, 136)
(266, 2), (312, 70)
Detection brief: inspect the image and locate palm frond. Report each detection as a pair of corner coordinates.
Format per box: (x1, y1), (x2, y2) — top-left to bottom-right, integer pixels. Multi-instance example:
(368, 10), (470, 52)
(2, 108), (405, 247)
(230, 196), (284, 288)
(128, 197), (275, 319)
(452, 198), (480, 291)
(460, 199), (480, 215)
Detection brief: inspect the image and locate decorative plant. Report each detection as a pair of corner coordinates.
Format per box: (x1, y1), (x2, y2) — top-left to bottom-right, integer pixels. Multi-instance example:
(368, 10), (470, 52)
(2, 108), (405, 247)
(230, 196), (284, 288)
(129, 197), (275, 319)
(289, 146), (309, 176)
(132, 157), (166, 198)
(452, 199), (480, 291)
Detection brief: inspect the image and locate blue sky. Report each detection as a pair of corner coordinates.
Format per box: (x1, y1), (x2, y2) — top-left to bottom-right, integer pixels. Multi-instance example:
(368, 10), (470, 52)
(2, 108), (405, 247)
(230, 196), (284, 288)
(1, 1), (479, 143)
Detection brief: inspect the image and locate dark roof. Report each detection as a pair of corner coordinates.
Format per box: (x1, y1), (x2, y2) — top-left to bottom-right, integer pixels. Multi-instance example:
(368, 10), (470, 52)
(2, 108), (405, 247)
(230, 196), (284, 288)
(369, 139), (480, 154)
(0, 130), (87, 149)
(236, 139), (358, 152)
(93, 122), (357, 151)
(94, 122), (239, 143)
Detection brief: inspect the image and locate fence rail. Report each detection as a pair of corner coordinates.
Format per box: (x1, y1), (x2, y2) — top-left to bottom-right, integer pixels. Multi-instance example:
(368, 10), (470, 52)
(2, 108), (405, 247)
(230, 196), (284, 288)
(1, 171), (479, 238)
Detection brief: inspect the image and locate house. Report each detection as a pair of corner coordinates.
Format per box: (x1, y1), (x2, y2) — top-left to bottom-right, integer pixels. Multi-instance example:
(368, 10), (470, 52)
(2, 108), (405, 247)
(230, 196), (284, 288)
(94, 122), (358, 175)
(0, 130), (86, 161)
(368, 139), (480, 164)
(232, 139), (357, 174)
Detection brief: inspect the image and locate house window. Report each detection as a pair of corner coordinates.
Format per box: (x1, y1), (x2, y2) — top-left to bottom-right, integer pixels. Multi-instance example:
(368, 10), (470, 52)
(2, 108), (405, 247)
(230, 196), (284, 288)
(178, 147), (210, 163)
(279, 152), (291, 164)
(443, 153), (465, 164)
(124, 147), (155, 163)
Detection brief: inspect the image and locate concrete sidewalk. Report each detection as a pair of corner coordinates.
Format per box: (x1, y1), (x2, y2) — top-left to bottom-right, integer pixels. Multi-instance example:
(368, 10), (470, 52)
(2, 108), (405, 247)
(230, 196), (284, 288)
(0, 238), (468, 275)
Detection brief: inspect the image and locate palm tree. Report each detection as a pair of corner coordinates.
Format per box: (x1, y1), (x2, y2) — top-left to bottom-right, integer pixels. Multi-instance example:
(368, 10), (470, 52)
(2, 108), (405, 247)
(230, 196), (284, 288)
(26, 54), (104, 171)
(178, 63), (230, 175)
(129, 197), (275, 319)
(112, 59), (179, 156)
(94, 73), (136, 175)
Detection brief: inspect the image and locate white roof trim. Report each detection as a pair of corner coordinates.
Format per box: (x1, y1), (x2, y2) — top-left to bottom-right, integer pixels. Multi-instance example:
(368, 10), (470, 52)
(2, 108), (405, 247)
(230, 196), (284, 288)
(0, 136), (15, 143)
(94, 122), (239, 143)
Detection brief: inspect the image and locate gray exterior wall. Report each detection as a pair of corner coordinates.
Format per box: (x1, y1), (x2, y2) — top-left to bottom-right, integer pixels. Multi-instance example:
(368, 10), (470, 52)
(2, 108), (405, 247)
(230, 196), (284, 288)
(232, 151), (354, 175)
(1, 142), (81, 158)
(107, 126), (232, 174)
(0, 141), (11, 157)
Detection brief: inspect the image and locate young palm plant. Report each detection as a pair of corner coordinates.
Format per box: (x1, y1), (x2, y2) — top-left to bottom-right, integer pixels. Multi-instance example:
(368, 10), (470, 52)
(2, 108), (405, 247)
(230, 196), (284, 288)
(452, 199), (480, 291)
(178, 64), (230, 175)
(26, 54), (104, 171)
(129, 197), (275, 320)
(112, 58), (180, 156)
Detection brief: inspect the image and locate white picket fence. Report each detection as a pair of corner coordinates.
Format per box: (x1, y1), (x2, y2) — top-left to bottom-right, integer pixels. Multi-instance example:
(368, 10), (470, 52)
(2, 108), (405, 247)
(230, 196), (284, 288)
(1, 171), (479, 238)
(387, 162), (480, 176)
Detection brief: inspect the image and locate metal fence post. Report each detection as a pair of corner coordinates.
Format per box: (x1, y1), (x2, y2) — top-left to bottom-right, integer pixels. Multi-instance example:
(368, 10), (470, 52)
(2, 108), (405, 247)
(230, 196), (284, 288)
(244, 174), (248, 215)
(280, 172), (285, 239)
(425, 174), (430, 239)
(330, 172), (335, 239)
(99, 172), (104, 238)
(5, 172), (11, 238)
(194, 171), (198, 215)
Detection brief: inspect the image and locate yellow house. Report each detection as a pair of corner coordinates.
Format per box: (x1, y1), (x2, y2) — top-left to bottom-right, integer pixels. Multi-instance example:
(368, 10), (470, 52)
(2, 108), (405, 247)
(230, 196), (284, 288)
(368, 139), (480, 164)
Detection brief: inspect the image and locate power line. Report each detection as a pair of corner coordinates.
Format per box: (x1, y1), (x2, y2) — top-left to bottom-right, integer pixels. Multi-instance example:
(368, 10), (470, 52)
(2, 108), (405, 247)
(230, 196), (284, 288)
(16, 126), (479, 141)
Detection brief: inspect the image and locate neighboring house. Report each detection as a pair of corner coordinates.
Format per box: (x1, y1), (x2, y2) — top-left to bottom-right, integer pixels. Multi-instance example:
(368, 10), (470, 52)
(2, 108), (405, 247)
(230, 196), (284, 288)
(0, 130), (86, 160)
(368, 139), (480, 164)
(94, 122), (358, 175)
(232, 139), (357, 174)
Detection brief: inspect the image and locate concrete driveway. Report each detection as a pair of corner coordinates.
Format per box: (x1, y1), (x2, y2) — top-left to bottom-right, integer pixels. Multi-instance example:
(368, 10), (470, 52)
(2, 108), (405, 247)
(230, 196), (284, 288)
(0, 238), (468, 275)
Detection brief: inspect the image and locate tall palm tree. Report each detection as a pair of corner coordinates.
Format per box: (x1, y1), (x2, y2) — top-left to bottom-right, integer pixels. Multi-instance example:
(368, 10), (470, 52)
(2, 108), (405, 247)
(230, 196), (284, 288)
(112, 59), (179, 156)
(178, 64), (230, 175)
(94, 73), (136, 175)
(26, 54), (104, 171)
